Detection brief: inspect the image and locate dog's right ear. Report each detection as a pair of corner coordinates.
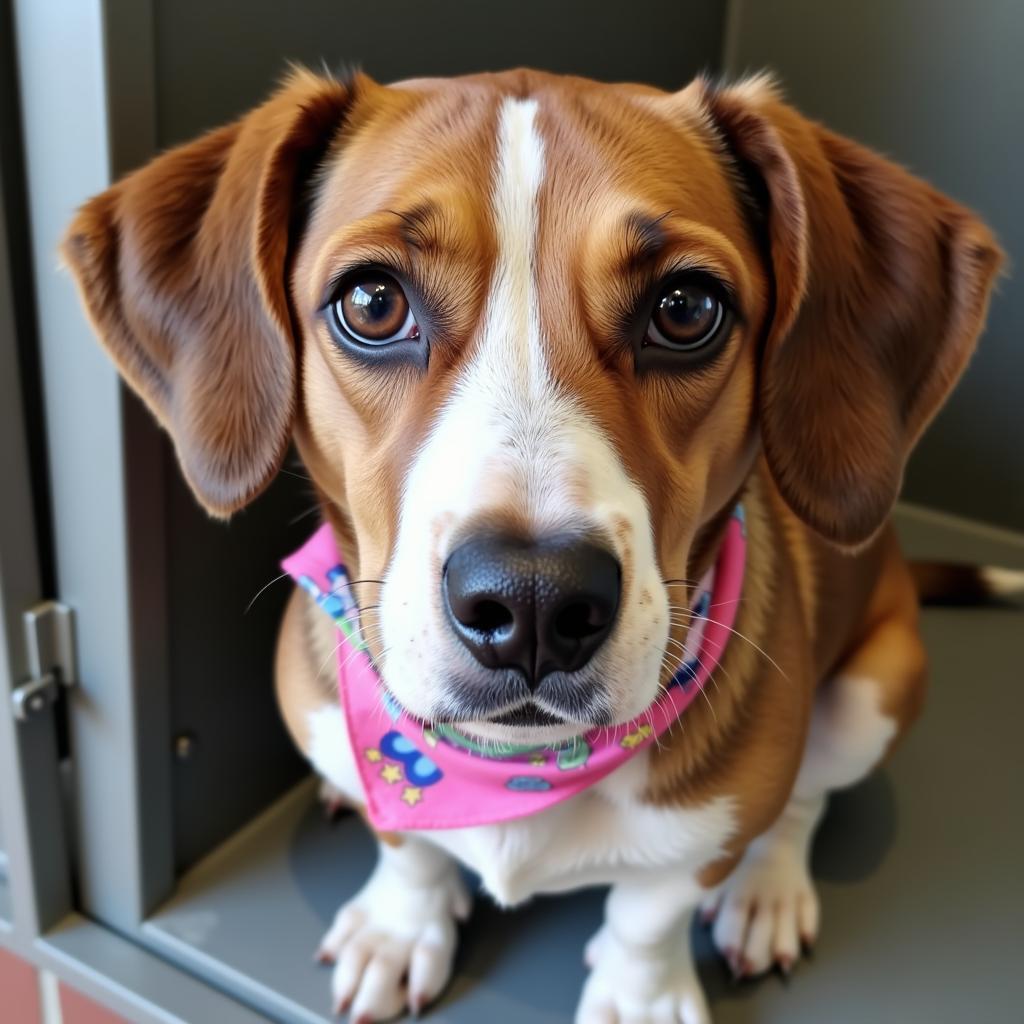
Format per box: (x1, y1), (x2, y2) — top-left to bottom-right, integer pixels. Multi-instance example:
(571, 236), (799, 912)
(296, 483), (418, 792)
(62, 68), (357, 517)
(699, 75), (1002, 548)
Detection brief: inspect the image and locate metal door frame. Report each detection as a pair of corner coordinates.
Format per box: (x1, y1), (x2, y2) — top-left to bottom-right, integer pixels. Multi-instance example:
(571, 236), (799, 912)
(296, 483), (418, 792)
(12, 0), (176, 933)
(1, 0), (269, 1019)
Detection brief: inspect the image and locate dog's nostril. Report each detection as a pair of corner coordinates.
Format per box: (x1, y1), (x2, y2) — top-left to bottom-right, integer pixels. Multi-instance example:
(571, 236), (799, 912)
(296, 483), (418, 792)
(554, 601), (609, 641)
(466, 599), (514, 635)
(443, 533), (621, 684)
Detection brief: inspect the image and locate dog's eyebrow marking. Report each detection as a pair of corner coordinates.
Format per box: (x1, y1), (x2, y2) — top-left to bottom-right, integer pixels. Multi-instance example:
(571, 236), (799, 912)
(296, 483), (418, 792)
(619, 209), (674, 271)
(389, 203), (452, 255)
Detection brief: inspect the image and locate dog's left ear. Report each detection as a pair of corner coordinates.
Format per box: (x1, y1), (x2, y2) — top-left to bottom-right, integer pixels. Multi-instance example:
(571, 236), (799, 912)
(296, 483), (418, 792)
(62, 68), (356, 517)
(701, 77), (1003, 547)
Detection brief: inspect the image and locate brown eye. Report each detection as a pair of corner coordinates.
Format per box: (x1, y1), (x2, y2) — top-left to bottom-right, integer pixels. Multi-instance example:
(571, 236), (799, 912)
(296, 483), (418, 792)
(333, 273), (419, 346)
(647, 278), (726, 351)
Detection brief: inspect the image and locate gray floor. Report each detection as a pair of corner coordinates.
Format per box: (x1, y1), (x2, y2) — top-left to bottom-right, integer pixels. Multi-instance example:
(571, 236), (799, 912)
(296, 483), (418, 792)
(145, 506), (1024, 1024)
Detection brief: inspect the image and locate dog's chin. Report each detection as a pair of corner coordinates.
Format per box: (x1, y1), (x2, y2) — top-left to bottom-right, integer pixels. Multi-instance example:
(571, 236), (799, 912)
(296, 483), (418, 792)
(457, 714), (590, 747)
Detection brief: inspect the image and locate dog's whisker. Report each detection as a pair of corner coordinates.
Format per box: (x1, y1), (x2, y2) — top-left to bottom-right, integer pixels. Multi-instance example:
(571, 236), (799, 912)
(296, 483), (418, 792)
(323, 577), (385, 599)
(315, 638), (346, 680)
(665, 606), (787, 680)
(245, 571), (292, 614)
(289, 503), (323, 525)
(327, 627), (385, 680)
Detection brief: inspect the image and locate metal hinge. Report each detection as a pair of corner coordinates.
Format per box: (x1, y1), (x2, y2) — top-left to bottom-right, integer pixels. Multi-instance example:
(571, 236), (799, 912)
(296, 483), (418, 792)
(10, 601), (77, 722)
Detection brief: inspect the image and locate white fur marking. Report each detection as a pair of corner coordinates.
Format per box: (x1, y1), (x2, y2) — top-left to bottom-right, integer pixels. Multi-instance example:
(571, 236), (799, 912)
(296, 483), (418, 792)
(795, 673), (897, 799)
(378, 98), (670, 734)
(307, 704), (361, 803)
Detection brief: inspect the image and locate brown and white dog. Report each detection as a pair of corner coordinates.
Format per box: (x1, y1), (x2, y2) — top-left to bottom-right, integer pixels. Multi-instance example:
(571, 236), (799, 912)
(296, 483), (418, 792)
(64, 68), (1002, 1023)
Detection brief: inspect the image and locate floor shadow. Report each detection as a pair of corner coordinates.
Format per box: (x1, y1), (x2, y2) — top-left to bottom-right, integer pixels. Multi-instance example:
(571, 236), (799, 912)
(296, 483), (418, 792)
(289, 798), (377, 927)
(438, 884), (602, 1015)
(812, 770), (897, 884)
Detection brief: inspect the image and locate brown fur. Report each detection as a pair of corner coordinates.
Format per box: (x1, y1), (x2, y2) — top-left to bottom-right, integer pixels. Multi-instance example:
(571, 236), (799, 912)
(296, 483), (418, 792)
(63, 68), (1001, 881)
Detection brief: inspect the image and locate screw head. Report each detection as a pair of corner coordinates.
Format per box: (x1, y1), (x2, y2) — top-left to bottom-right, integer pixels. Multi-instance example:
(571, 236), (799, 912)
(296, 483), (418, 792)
(174, 733), (196, 760)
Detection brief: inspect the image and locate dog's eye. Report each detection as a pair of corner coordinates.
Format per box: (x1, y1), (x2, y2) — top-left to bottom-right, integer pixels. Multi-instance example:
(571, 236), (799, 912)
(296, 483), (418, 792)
(645, 277), (728, 353)
(331, 273), (420, 346)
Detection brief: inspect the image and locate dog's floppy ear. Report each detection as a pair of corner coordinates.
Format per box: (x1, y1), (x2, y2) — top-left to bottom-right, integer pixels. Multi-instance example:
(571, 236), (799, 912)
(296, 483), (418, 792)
(702, 77), (1003, 546)
(62, 68), (355, 517)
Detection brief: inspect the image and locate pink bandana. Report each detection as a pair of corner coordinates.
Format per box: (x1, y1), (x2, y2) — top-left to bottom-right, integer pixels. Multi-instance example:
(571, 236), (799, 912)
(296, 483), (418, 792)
(282, 508), (746, 832)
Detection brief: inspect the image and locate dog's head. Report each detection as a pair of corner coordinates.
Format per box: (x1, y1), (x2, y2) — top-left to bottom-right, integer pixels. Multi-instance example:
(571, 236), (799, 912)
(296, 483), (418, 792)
(64, 69), (1000, 744)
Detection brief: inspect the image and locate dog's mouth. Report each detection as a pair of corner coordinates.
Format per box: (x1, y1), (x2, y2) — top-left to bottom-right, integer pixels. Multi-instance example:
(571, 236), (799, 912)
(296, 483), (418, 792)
(426, 668), (614, 731)
(488, 702), (566, 728)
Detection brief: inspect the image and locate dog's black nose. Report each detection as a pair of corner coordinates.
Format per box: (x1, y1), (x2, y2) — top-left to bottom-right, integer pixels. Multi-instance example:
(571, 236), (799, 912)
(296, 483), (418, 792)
(442, 535), (621, 684)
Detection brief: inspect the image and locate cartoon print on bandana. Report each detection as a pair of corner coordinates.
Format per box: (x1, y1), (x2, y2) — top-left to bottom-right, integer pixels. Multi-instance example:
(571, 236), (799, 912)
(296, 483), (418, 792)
(431, 722), (592, 771)
(363, 731), (443, 811)
(380, 731), (443, 785)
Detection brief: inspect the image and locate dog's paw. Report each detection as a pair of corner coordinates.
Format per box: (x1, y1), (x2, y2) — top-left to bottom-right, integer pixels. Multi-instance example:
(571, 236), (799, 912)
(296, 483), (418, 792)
(576, 926), (710, 1024)
(317, 857), (471, 1021)
(700, 837), (818, 978)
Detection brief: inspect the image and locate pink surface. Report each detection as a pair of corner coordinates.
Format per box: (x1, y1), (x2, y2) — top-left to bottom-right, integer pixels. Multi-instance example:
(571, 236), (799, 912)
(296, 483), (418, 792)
(60, 983), (127, 1024)
(284, 509), (746, 832)
(0, 946), (41, 1024)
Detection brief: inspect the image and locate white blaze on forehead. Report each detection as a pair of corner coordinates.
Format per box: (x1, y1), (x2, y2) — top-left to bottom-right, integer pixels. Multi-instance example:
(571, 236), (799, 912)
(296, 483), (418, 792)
(379, 96), (668, 727)
(489, 97), (547, 398)
(400, 95), (581, 532)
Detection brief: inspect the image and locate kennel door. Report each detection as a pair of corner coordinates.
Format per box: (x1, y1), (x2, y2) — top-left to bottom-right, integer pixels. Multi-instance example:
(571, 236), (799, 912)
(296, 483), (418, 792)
(0, 82), (73, 943)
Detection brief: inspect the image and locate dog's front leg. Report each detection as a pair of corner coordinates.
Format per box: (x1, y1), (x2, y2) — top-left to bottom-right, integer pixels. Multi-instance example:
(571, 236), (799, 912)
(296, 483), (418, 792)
(578, 871), (710, 1024)
(318, 836), (471, 1020)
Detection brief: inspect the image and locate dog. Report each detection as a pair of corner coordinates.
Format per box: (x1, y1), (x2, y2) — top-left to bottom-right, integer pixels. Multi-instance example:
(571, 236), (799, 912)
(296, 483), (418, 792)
(63, 67), (1002, 1023)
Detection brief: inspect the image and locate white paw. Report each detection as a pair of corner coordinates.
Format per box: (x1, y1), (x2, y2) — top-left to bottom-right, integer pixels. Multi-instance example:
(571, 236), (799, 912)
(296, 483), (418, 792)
(576, 926), (710, 1024)
(700, 837), (818, 978)
(317, 856), (471, 1021)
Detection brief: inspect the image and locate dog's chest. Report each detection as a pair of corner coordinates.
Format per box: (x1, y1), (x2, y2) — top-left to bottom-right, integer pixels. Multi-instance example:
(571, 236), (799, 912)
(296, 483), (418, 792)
(307, 704), (735, 906)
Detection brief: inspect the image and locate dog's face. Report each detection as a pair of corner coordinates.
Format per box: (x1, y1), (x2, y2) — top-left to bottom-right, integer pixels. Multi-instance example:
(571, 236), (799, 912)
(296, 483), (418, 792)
(63, 70), (1000, 744)
(292, 75), (764, 742)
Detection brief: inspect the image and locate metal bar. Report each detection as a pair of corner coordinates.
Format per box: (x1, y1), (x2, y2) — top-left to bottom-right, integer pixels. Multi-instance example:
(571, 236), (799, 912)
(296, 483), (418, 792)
(0, 914), (269, 1024)
(0, 109), (74, 940)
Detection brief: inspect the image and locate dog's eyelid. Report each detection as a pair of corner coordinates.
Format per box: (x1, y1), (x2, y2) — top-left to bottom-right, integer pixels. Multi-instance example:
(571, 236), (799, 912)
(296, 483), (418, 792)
(631, 262), (746, 331)
(318, 252), (413, 311)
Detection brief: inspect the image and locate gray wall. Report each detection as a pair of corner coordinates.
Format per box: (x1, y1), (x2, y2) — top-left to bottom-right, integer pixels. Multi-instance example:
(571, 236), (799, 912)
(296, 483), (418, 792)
(153, 0), (725, 143)
(726, 0), (1023, 533)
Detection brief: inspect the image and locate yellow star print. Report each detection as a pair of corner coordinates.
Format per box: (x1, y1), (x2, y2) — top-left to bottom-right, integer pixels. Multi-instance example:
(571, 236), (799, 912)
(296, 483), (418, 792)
(529, 754), (547, 766)
(380, 763), (403, 784)
(401, 786), (423, 806)
(620, 724), (653, 749)
(364, 748), (382, 763)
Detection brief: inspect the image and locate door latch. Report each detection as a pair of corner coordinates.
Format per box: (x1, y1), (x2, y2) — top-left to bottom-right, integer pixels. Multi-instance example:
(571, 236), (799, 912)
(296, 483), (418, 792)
(10, 601), (76, 722)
